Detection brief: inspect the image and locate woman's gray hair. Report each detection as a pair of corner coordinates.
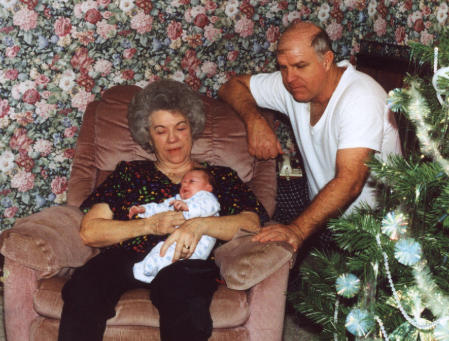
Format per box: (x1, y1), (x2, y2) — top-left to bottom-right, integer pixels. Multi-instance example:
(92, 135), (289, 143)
(128, 79), (205, 153)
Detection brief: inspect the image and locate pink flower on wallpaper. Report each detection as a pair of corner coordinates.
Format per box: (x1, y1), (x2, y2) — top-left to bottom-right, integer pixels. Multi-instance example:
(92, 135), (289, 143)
(94, 59), (113, 76)
(4, 207), (18, 219)
(36, 101), (56, 119)
(64, 126), (79, 138)
(266, 25), (280, 43)
(34, 139), (53, 156)
(22, 89), (41, 105)
(54, 17), (72, 37)
(201, 61), (217, 77)
(13, 8), (38, 31)
(204, 0), (217, 11)
(395, 26), (406, 44)
(5, 46), (20, 58)
(97, 0), (111, 6)
(11, 170), (35, 192)
(10, 128), (33, 152)
(194, 13), (209, 28)
(343, 0), (360, 9)
(85, 8), (102, 24)
(234, 16), (254, 38)
(80, 0), (99, 13)
(227, 50), (239, 61)
(5, 69), (19, 80)
(36, 74), (50, 86)
(130, 12), (153, 34)
(0, 99), (10, 118)
(96, 20), (117, 39)
(204, 24), (221, 42)
(41, 91), (51, 99)
(102, 11), (113, 19)
(414, 19), (424, 33)
(64, 148), (76, 159)
(74, 3), (84, 18)
(181, 50), (200, 75)
(122, 69), (135, 80)
(15, 111), (34, 126)
(123, 48), (137, 59)
(420, 30), (434, 45)
(167, 21), (183, 40)
(71, 47), (94, 72)
(71, 89), (95, 112)
(51, 176), (68, 195)
(16, 153), (34, 172)
(325, 21), (343, 41)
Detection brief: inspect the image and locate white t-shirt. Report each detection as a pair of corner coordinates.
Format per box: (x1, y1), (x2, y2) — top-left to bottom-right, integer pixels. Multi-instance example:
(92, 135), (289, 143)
(250, 60), (402, 214)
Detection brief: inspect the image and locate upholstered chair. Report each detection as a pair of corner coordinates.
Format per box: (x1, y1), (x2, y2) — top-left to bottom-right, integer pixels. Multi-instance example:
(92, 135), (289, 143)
(0, 85), (293, 341)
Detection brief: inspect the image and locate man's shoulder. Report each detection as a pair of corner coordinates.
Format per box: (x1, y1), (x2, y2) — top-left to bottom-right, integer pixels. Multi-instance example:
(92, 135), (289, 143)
(339, 61), (386, 94)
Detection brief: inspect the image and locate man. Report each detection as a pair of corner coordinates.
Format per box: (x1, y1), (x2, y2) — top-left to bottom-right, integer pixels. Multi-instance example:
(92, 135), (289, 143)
(218, 21), (401, 252)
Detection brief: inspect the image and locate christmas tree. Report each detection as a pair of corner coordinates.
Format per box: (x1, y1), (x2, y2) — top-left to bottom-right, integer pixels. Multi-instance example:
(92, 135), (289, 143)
(290, 30), (449, 340)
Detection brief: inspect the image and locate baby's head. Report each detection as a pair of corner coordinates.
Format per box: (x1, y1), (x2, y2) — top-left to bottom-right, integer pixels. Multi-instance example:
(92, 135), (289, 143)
(180, 168), (214, 199)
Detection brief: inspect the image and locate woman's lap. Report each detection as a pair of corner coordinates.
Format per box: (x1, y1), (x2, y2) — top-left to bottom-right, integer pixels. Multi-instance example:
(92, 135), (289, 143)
(59, 248), (220, 341)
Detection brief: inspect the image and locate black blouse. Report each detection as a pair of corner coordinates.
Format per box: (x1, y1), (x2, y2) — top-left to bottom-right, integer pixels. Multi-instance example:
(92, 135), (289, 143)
(80, 160), (268, 253)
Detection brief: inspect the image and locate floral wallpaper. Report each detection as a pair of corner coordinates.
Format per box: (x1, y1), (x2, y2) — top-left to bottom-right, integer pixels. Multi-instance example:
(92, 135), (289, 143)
(0, 0), (448, 230)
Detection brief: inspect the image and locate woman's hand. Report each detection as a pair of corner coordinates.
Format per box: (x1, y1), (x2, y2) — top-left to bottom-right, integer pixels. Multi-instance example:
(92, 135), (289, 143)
(151, 211), (185, 235)
(160, 218), (205, 262)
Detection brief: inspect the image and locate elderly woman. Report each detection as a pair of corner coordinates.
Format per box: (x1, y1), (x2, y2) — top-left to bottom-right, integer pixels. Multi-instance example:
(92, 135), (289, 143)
(57, 79), (269, 341)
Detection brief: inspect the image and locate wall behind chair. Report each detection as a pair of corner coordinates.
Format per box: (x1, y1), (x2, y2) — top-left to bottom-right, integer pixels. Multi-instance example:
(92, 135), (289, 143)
(0, 0), (447, 230)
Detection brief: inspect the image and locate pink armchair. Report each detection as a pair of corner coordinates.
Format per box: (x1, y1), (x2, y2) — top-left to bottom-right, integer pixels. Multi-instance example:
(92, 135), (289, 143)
(0, 85), (292, 341)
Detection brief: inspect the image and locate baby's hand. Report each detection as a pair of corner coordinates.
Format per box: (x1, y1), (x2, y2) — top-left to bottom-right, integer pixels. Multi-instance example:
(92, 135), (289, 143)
(128, 205), (145, 219)
(170, 200), (189, 212)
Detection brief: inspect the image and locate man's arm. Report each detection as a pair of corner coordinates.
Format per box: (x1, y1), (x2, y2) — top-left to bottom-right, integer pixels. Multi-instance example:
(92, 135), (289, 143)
(218, 75), (282, 159)
(253, 147), (373, 250)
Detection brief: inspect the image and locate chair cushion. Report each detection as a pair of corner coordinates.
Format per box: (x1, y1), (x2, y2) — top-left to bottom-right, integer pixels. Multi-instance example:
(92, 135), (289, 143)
(93, 85), (255, 183)
(34, 276), (250, 328)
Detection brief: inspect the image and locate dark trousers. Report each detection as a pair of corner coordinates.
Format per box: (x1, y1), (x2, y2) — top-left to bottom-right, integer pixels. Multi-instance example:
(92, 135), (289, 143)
(58, 247), (219, 341)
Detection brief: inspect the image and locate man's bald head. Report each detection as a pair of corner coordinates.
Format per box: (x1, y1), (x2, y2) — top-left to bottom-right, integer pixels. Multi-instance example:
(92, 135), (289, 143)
(278, 21), (333, 59)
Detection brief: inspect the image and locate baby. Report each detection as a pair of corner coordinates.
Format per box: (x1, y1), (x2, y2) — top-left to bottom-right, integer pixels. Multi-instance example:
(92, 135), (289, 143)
(130, 168), (220, 283)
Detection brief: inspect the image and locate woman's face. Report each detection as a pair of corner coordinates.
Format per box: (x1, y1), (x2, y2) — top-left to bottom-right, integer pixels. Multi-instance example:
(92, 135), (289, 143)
(149, 110), (193, 166)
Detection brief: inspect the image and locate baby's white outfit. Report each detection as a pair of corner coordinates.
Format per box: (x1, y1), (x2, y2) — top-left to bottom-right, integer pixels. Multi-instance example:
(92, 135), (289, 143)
(133, 191), (220, 283)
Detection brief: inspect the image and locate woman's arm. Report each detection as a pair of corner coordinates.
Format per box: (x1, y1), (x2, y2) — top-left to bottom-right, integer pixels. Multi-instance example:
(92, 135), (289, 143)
(160, 210), (260, 261)
(80, 203), (185, 248)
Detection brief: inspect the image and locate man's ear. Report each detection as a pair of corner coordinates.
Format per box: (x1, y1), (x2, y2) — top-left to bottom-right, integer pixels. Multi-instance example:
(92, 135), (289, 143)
(323, 50), (334, 71)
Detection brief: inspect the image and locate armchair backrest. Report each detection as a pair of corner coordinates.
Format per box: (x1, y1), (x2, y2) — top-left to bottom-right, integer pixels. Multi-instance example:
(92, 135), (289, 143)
(67, 85), (277, 217)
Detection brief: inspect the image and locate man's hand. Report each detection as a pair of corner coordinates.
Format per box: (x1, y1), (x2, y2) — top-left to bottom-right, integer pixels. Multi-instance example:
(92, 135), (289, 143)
(247, 116), (283, 160)
(252, 223), (303, 252)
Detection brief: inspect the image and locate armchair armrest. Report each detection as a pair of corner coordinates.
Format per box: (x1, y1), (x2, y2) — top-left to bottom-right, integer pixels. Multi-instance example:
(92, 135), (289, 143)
(0, 205), (98, 279)
(214, 227), (294, 290)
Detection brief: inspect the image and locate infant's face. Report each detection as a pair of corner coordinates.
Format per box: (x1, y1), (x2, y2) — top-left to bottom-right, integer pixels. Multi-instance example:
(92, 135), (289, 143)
(180, 170), (212, 199)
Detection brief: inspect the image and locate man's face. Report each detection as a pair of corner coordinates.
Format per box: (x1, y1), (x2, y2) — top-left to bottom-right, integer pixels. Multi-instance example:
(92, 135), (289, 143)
(277, 33), (329, 103)
(179, 170), (212, 199)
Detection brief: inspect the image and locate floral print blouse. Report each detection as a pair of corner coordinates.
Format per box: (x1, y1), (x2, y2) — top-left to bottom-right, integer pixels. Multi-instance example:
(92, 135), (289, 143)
(80, 160), (269, 253)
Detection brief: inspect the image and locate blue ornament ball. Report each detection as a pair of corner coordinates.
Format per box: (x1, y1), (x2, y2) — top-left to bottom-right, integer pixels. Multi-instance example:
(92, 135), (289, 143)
(345, 308), (375, 337)
(336, 273), (361, 298)
(381, 211), (408, 240)
(394, 238), (422, 266)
